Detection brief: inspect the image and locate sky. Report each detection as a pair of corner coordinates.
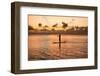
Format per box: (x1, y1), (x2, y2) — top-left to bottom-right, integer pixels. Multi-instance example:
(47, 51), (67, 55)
(28, 15), (88, 30)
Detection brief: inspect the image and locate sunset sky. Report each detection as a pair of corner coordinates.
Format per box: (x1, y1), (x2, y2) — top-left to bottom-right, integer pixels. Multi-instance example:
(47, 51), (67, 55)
(28, 15), (88, 30)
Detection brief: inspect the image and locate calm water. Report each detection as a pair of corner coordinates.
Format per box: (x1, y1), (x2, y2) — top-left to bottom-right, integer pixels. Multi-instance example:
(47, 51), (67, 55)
(28, 35), (88, 60)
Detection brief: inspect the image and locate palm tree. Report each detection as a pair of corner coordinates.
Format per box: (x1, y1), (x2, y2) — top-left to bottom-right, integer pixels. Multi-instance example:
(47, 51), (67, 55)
(74, 26), (79, 31)
(38, 23), (42, 27)
(38, 23), (42, 30)
(52, 23), (58, 31)
(62, 22), (68, 31)
(43, 25), (48, 31)
(28, 25), (34, 30)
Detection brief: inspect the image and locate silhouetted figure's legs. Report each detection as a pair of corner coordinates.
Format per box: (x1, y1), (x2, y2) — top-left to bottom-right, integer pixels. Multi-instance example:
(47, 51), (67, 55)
(58, 34), (61, 50)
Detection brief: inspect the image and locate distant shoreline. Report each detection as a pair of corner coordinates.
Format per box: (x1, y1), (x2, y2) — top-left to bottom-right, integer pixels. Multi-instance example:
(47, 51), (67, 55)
(28, 31), (87, 35)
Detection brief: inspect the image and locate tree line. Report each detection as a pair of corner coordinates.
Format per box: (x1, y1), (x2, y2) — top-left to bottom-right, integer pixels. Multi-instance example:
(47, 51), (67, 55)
(29, 22), (87, 32)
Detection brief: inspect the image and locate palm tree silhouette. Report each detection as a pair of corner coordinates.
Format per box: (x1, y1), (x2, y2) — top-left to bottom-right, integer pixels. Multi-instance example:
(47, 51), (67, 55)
(62, 22), (68, 31)
(28, 25), (34, 30)
(38, 23), (42, 27)
(52, 23), (58, 31)
(38, 23), (42, 30)
(44, 25), (48, 31)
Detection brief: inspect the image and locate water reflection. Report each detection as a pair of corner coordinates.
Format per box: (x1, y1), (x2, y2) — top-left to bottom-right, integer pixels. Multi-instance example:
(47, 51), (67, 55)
(28, 34), (88, 60)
